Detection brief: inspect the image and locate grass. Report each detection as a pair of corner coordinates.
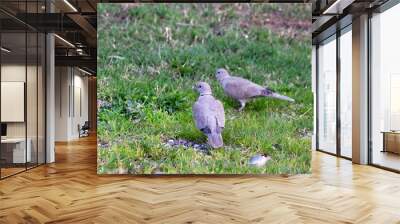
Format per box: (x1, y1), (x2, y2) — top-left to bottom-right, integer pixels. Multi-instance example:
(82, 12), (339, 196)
(97, 3), (312, 174)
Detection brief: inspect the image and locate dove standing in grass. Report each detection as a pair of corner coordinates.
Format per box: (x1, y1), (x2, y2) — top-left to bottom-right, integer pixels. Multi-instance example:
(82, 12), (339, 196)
(193, 82), (225, 148)
(215, 68), (295, 111)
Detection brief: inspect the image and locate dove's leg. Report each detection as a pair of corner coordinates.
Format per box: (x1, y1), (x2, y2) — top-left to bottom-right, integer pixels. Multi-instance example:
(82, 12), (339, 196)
(238, 100), (246, 111)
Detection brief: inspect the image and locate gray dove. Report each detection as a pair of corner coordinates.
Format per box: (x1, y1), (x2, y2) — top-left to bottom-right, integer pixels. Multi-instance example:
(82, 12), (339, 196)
(192, 82), (225, 148)
(215, 68), (295, 111)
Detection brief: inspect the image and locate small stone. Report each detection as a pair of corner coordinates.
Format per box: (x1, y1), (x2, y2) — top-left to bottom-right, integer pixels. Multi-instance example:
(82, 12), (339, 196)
(118, 167), (128, 174)
(151, 167), (165, 175)
(249, 154), (271, 167)
(97, 100), (112, 109)
(98, 140), (109, 148)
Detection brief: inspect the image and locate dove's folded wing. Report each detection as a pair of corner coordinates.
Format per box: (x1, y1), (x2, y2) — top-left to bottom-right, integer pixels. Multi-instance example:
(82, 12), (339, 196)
(193, 101), (208, 131)
(223, 76), (264, 99)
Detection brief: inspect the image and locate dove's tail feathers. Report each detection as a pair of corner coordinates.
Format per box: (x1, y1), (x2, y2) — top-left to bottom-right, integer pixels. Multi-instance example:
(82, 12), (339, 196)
(262, 88), (295, 102)
(207, 133), (223, 148)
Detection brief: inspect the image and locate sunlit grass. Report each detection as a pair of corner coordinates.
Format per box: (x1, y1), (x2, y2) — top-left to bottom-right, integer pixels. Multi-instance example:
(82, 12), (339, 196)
(97, 3), (312, 174)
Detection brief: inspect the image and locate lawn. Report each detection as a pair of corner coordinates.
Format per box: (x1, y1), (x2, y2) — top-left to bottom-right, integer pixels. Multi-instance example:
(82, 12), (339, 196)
(97, 3), (312, 174)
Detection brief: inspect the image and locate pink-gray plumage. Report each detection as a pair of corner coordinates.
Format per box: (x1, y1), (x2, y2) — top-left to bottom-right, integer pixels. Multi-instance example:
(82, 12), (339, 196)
(192, 82), (225, 148)
(215, 68), (295, 111)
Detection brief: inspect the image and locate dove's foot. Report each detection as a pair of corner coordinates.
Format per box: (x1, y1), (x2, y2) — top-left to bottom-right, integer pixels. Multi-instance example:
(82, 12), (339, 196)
(238, 100), (246, 112)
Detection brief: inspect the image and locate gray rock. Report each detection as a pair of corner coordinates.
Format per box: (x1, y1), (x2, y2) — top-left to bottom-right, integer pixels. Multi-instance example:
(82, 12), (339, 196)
(98, 140), (110, 149)
(151, 168), (165, 175)
(97, 99), (112, 109)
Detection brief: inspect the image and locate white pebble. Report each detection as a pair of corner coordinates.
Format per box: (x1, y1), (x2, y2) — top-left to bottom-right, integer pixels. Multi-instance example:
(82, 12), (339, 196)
(249, 155), (271, 167)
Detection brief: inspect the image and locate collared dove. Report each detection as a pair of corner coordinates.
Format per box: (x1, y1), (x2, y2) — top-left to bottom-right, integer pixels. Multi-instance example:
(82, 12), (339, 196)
(215, 68), (295, 111)
(192, 82), (225, 148)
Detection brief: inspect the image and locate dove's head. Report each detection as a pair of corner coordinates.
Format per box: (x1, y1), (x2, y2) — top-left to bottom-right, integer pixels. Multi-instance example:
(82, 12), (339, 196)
(194, 82), (212, 96)
(215, 68), (230, 82)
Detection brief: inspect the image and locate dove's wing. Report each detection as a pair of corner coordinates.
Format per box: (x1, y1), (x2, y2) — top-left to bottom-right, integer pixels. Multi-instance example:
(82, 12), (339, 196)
(222, 76), (265, 100)
(193, 100), (208, 131)
(207, 98), (225, 132)
(193, 96), (225, 132)
(213, 99), (225, 129)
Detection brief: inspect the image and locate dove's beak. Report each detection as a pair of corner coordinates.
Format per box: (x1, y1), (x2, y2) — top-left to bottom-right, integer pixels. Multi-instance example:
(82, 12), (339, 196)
(271, 93), (295, 102)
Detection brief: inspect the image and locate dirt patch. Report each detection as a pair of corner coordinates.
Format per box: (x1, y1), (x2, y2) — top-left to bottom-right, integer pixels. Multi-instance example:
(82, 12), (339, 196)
(105, 3), (311, 40)
(259, 12), (311, 39)
(230, 4), (311, 40)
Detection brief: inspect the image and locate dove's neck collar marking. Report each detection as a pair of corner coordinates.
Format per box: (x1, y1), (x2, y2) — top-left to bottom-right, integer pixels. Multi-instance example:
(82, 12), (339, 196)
(200, 93), (212, 96)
